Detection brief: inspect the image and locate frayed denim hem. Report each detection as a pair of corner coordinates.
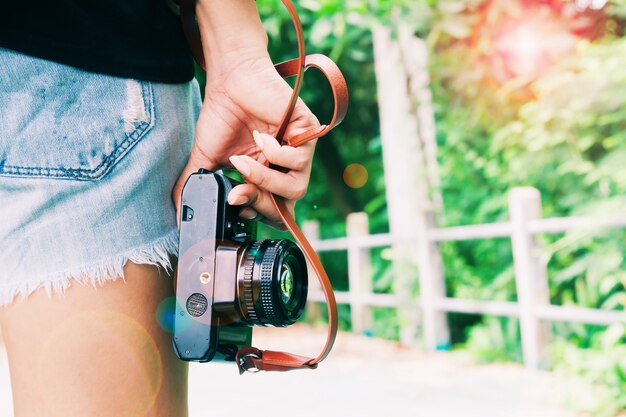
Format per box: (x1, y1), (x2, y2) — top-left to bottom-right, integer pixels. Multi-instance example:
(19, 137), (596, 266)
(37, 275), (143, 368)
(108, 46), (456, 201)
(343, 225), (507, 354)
(0, 229), (179, 306)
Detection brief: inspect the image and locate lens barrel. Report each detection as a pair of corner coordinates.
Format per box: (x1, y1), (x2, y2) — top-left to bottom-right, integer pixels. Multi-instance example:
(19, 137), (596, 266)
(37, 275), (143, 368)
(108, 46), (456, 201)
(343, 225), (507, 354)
(239, 239), (307, 327)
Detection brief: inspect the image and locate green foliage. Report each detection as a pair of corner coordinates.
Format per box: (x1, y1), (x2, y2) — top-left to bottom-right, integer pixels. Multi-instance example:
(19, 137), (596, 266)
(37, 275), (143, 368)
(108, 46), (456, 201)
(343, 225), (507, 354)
(258, 0), (406, 237)
(253, 2), (626, 413)
(553, 324), (626, 416)
(463, 317), (523, 363)
(493, 39), (626, 212)
(255, 0), (402, 339)
(370, 307), (400, 340)
(419, 1), (626, 414)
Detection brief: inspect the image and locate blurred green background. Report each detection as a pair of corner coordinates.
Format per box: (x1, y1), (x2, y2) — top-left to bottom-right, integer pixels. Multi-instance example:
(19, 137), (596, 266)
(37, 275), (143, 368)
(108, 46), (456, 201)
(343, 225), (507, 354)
(238, 1), (626, 415)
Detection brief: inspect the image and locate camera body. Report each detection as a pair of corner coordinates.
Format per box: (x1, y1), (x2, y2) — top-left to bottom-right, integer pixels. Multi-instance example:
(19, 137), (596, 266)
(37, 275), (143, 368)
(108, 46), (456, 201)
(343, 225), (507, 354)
(173, 170), (308, 363)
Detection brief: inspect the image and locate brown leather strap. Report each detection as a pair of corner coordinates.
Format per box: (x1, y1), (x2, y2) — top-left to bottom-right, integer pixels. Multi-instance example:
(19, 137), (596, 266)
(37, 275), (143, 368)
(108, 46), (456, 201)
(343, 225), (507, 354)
(271, 0), (306, 144)
(180, 0), (347, 373)
(274, 54), (349, 147)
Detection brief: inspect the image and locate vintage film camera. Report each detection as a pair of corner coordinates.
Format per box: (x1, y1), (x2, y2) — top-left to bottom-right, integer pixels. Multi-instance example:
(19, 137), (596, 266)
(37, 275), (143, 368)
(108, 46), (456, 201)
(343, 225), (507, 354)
(173, 169), (308, 363)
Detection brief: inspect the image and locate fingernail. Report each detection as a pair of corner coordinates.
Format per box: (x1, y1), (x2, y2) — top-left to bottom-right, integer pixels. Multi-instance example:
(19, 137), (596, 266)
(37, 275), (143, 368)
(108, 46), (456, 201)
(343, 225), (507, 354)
(229, 155), (251, 177)
(252, 130), (264, 150)
(228, 193), (250, 206)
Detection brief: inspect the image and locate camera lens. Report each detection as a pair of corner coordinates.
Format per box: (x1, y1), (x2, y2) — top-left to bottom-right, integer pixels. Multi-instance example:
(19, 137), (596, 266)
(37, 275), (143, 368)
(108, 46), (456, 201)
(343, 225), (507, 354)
(238, 240), (307, 327)
(279, 262), (294, 305)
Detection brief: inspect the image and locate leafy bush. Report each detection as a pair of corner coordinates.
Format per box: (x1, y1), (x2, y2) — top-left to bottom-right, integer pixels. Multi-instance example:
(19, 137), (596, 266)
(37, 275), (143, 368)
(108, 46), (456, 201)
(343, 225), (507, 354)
(254, 2), (626, 414)
(553, 324), (626, 417)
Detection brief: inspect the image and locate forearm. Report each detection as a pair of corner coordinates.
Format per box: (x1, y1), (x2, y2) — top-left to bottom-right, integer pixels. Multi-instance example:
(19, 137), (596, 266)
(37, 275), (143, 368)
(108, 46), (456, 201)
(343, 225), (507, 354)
(196, 0), (269, 69)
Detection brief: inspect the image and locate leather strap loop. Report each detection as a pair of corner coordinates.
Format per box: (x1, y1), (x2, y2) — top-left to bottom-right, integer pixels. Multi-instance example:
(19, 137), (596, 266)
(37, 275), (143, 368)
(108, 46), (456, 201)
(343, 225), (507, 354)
(274, 54), (349, 147)
(236, 347), (318, 374)
(180, 0), (347, 373)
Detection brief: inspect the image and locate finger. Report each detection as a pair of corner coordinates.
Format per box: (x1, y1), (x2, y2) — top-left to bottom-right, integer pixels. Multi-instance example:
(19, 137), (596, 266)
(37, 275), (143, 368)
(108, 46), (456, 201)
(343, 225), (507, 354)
(227, 183), (291, 231)
(228, 183), (279, 222)
(283, 99), (321, 139)
(229, 155), (308, 201)
(238, 206), (262, 221)
(227, 184), (252, 206)
(252, 130), (314, 172)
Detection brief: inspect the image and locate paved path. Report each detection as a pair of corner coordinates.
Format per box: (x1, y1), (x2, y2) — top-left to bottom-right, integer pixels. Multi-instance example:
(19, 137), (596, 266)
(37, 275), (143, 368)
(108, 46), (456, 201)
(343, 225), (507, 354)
(1, 326), (576, 417)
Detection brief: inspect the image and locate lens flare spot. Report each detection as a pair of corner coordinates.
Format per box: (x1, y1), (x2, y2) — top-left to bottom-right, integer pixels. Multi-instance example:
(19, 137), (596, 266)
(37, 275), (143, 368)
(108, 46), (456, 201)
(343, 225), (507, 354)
(343, 163), (368, 189)
(163, 297), (193, 333)
(156, 296), (177, 333)
(37, 310), (163, 417)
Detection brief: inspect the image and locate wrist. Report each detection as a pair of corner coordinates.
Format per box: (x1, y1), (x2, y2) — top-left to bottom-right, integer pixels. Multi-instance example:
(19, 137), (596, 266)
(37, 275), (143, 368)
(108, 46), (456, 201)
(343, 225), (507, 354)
(196, 0), (269, 70)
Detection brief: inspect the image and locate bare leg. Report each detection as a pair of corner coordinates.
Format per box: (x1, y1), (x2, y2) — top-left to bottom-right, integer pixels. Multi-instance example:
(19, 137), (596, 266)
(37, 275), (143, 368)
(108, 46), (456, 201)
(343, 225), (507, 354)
(0, 262), (188, 417)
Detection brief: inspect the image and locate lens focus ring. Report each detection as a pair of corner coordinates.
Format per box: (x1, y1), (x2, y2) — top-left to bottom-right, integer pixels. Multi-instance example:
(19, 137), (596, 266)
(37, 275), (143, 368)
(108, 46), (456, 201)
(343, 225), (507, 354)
(238, 239), (307, 327)
(242, 241), (262, 323)
(259, 244), (281, 326)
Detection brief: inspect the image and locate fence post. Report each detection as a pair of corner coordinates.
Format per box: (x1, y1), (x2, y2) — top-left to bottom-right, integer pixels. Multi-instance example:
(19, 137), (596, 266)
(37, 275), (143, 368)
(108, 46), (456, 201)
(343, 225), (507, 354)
(347, 213), (373, 334)
(373, 25), (450, 350)
(302, 220), (323, 322)
(509, 187), (551, 369)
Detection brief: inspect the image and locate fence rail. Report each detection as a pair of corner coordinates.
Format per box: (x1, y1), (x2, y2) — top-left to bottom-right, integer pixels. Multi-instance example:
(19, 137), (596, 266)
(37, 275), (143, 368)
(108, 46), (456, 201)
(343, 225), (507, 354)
(302, 186), (626, 369)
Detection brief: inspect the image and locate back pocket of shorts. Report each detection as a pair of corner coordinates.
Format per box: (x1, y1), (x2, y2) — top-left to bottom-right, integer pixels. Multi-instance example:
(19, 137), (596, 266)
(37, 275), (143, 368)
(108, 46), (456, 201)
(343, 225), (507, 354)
(0, 62), (154, 181)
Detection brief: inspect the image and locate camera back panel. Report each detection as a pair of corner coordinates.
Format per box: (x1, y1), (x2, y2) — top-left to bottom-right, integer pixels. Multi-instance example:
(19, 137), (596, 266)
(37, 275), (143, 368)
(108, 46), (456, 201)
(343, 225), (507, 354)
(173, 170), (253, 362)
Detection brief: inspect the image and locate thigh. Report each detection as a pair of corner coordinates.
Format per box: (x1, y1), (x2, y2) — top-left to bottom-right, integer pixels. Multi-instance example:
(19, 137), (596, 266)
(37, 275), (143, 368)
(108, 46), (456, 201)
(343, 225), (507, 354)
(0, 262), (188, 417)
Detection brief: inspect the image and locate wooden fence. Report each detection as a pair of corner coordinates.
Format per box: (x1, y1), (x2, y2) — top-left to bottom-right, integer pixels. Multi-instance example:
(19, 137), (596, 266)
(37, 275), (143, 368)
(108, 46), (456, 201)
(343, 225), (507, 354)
(302, 186), (626, 369)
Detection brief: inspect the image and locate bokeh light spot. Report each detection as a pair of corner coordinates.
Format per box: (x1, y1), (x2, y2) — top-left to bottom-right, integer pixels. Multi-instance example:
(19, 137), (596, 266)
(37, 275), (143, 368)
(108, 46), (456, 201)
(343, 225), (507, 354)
(158, 296), (192, 333)
(156, 296), (177, 333)
(343, 163), (368, 189)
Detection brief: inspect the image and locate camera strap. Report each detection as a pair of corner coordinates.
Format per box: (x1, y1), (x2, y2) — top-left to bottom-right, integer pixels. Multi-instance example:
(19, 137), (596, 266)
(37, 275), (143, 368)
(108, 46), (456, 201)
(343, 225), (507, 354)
(179, 0), (348, 373)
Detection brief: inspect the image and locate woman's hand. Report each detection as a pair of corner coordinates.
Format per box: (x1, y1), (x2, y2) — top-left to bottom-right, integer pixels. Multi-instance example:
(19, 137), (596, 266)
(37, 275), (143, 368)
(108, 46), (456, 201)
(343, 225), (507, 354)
(172, 51), (319, 230)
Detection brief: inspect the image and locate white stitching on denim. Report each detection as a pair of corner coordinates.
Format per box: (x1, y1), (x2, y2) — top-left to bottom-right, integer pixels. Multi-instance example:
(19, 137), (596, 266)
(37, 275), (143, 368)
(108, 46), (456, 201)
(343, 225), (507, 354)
(0, 81), (155, 180)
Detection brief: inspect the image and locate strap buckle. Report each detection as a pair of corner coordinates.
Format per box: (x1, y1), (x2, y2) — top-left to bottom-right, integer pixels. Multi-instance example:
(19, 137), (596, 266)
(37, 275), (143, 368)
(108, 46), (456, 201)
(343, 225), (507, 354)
(238, 352), (262, 374)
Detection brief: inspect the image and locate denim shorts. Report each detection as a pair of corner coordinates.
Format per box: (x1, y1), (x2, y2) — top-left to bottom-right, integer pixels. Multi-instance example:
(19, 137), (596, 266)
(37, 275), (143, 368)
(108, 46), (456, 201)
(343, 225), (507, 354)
(0, 48), (201, 306)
